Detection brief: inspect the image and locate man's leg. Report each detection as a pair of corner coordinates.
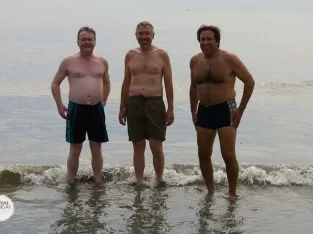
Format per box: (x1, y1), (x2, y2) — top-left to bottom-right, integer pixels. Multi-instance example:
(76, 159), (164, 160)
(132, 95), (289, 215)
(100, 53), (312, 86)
(125, 97), (145, 185)
(65, 101), (85, 184)
(217, 127), (238, 198)
(132, 139), (146, 185)
(67, 143), (83, 183)
(197, 127), (217, 192)
(89, 140), (103, 184)
(87, 103), (109, 184)
(145, 97), (167, 184)
(149, 139), (164, 184)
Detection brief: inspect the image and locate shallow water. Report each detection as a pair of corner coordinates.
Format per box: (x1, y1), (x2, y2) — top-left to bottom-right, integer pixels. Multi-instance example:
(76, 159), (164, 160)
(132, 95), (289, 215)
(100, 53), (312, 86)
(1, 164), (313, 233)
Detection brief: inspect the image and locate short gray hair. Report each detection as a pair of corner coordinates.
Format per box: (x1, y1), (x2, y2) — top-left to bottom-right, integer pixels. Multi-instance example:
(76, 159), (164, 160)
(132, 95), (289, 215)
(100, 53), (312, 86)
(136, 21), (155, 35)
(77, 26), (96, 41)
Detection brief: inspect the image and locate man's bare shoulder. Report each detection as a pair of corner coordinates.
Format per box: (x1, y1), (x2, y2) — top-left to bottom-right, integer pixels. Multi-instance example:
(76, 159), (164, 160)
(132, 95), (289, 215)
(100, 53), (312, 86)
(220, 49), (241, 67)
(190, 53), (202, 67)
(155, 48), (170, 61)
(60, 53), (80, 64)
(66, 52), (80, 60)
(58, 54), (77, 68)
(95, 55), (108, 66)
(126, 49), (138, 55)
(220, 49), (237, 60)
(125, 49), (138, 60)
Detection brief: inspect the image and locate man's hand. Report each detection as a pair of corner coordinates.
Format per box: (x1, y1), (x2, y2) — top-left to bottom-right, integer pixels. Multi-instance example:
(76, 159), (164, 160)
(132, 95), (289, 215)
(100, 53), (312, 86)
(58, 104), (68, 119)
(192, 111), (197, 130)
(232, 108), (244, 128)
(119, 108), (126, 126)
(166, 109), (174, 126)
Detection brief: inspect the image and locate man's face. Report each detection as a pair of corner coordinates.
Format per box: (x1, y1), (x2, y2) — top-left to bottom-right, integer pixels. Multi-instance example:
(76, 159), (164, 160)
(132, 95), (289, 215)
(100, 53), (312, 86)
(199, 30), (218, 55)
(77, 31), (96, 52)
(136, 25), (154, 48)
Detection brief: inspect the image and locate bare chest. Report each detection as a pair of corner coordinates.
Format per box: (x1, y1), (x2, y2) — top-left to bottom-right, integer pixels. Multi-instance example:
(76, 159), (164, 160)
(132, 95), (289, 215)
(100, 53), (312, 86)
(129, 55), (163, 76)
(193, 59), (232, 84)
(67, 61), (105, 79)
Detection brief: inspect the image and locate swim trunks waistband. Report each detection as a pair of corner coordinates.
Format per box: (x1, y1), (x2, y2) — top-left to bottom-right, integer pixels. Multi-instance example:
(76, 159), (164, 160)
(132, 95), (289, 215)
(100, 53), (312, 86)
(198, 99), (235, 108)
(128, 95), (163, 100)
(69, 101), (102, 106)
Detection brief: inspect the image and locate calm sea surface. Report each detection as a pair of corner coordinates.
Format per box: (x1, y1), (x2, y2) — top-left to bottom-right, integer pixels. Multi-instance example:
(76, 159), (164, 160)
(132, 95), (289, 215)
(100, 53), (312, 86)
(1, 1), (313, 233)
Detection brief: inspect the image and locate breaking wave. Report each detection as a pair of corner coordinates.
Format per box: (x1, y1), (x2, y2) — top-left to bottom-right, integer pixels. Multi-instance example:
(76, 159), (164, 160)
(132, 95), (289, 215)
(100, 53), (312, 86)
(1, 162), (312, 188)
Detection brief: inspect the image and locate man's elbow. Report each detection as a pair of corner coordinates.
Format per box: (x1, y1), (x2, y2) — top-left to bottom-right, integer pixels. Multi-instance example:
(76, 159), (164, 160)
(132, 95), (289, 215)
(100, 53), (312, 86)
(245, 77), (255, 88)
(51, 81), (60, 90)
(164, 78), (173, 88)
(250, 78), (255, 89)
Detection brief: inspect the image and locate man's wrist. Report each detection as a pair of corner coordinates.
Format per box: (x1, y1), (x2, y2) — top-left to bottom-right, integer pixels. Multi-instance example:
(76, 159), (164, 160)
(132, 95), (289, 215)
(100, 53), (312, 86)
(167, 101), (174, 111)
(56, 102), (63, 109)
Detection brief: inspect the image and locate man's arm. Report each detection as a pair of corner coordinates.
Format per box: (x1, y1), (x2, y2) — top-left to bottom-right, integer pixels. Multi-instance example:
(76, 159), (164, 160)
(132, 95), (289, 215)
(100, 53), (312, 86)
(101, 58), (111, 105)
(230, 53), (255, 111)
(189, 55), (198, 114)
(161, 50), (174, 111)
(51, 57), (68, 108)
(119, 51), (132, 111)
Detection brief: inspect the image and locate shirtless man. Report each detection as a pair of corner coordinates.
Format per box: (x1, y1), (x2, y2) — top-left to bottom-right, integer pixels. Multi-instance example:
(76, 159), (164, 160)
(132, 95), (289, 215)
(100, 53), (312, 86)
(119, 21), (174, 185)
(189, 25), (255, 200)
(51, 26), (110, 185)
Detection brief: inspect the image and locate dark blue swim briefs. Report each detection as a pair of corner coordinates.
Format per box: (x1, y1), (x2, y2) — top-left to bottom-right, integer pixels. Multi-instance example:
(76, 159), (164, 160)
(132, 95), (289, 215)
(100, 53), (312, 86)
(196, 99), (237, 129)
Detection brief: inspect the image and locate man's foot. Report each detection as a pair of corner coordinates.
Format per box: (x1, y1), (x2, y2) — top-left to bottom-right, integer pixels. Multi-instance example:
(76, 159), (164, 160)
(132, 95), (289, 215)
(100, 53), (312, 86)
(130, 179), (143, 186)
(223, 192), (238, 202)
(130, 181), (147, 191)
(94, 179), (102, 187)
(155, 180), (167, 188)
(207, 189), (215, 195)
(136, 178), (143, 186)
(68, 178), (77, 189)
(68, 176), (77, 184)
(156, 176), (164, 184)
(93, 176), (102, 185)
(229, 194), (238, 202)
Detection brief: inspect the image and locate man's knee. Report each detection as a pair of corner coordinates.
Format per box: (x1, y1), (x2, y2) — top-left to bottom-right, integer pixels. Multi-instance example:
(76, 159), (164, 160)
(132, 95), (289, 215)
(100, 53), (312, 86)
(198, 146), (213, 156)
(149, 139), (163, 156)
(89, 141), (102, 156)
(70, 143), (83, 157)
(133, 139), (146, 154)
(198, 152), (213, 165)
(197, 142), (213, 165)
(221, 151), (237, 164)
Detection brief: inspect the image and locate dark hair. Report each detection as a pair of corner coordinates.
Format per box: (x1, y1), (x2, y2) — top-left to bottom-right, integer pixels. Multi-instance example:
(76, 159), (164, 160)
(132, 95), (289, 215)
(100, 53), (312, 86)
(136, 21), (155, 35)
(77, 26), (96, 41)
(197, 25), (221, 45)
